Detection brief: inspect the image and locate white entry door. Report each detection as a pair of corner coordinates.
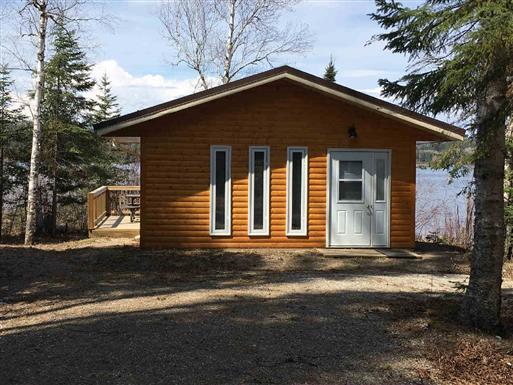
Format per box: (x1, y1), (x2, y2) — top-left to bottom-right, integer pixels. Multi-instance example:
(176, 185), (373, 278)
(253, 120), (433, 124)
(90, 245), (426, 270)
(329, 151), (390, 247)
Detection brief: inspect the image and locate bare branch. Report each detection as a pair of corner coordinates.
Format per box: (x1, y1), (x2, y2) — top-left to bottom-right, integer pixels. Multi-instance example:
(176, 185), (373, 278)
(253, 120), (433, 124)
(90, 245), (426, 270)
(160, 0), (313, 88)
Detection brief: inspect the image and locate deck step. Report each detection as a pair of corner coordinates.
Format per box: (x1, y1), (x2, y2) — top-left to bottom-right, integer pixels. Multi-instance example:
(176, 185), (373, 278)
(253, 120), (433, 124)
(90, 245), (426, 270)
(90, 228), (139, 238)
(319, 248), (420, 259)
(319, 249), (384, 258)
(89, 215), (140, 239)
(377, 249), (421, 259)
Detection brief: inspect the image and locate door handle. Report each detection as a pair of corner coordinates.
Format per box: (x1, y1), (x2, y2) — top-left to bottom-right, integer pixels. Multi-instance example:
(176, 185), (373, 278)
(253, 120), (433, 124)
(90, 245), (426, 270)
(366, 204), (373, 215)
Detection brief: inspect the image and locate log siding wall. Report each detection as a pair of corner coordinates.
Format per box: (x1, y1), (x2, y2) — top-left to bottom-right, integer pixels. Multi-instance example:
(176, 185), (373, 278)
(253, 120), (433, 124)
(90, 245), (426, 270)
(137, 80), (434, 249)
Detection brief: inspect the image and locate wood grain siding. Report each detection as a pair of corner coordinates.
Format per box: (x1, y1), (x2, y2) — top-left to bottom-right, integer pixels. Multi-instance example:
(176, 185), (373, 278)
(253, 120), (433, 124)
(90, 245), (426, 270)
(139, 80), (428, 249)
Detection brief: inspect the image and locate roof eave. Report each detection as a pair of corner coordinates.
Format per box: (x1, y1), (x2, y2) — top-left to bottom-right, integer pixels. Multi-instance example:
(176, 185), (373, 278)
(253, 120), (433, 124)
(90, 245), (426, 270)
(94, 69), (464, 141)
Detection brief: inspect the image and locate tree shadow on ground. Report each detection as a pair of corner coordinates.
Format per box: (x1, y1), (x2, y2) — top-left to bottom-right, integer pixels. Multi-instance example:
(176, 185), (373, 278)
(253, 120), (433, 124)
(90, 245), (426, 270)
(1, 242), (512, 384)
(0, 241), (488, 318)
(0, 241), (475, 315)
(0, 288), (470, 385)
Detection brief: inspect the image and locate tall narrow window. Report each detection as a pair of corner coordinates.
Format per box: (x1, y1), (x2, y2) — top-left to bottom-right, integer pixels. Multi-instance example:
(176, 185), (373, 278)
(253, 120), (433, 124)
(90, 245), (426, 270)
(249, 146), (270, 235)
(375, 158), (386, 202)
(286, 147), (308, 236)
(210, 146), (231, 236)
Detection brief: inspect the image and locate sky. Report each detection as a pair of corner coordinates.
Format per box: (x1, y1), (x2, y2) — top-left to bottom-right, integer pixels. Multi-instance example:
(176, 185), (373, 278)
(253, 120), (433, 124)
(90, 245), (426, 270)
(1, 0), (425, 116)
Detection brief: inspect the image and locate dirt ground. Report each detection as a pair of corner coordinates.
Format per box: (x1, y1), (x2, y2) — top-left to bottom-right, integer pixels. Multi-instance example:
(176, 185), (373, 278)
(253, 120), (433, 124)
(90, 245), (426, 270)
(1, 238), (513, 385)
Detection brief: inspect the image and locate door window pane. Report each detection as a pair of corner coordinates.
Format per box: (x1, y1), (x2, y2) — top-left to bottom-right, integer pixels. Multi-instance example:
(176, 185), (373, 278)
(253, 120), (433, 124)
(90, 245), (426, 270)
(291, 151), (303, 230)
(215, 151), (226, 230)
(253, 151), (265, 230)
(339, 161), (362, 180)
(339, 181), (363, 201)
(376, 158), (386, 201)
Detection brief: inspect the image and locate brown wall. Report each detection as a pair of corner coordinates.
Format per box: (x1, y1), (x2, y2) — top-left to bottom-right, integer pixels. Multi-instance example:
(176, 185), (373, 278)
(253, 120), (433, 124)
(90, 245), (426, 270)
(137, 80), (436, 249)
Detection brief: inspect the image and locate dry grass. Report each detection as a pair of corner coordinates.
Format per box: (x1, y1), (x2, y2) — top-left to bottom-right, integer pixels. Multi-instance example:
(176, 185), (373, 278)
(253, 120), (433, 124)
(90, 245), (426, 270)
(430, 338), (513, 385)
(1, 238), (512, 385)
(391, 296), (513, 385)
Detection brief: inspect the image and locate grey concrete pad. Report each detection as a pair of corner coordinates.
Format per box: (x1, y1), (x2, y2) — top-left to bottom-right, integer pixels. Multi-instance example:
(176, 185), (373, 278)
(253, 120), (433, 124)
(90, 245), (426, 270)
(319, 248), (421, 259)
(318, 249), (386, 258)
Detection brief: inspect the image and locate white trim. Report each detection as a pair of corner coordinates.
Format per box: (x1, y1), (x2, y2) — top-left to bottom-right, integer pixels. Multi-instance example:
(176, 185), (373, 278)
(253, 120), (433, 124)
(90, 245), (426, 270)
(248, 146), (270, 236)
(286, 147), (308, 236)
(210, 145), (231, 236)
(96, 72), (464, 141)
(326, 149), (391, 248)
(285, 74), (463, 140)
(325, 151), (331, 248)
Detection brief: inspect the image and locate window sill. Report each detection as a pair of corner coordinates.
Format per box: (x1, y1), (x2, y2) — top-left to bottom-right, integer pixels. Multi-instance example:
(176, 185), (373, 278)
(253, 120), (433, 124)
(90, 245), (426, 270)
(210, 232), (231, 237)
(286, 232), (308, 237)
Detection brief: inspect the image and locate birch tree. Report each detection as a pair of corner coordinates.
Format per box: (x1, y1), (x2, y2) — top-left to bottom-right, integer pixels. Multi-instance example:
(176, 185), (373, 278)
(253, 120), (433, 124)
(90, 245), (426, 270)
(159, 0), (312, 89)
(20, 0), (49, 244)
(16, 0), (99, 243)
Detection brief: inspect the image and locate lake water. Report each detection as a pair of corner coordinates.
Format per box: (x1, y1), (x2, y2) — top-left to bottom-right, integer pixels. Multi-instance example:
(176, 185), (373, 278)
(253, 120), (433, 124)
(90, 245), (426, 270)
(415, 168), (473, 237)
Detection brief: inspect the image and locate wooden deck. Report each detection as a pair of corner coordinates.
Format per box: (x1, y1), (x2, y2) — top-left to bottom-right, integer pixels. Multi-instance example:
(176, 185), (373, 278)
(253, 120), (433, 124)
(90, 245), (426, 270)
(89, 215), (140, 238)
(87, 185), (140, 239)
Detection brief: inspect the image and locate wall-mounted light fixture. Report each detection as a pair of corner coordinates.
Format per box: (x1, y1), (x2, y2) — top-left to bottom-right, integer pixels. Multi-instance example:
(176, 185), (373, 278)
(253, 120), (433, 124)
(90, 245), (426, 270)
(348, 125), (358, 140)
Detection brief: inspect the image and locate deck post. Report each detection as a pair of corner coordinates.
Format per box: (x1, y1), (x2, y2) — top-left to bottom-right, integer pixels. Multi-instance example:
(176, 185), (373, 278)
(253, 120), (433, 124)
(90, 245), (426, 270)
(106, 188), (110, 218)
(87, 191), (95, 232)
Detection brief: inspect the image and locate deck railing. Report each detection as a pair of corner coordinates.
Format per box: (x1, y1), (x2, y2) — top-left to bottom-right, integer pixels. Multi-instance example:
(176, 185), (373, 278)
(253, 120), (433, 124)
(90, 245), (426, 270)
(87, 186), (140, 231)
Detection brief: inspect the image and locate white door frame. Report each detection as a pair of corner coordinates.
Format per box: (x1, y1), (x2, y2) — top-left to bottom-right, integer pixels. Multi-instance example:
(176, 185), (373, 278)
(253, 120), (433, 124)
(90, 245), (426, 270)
(326, 148), (392, 248)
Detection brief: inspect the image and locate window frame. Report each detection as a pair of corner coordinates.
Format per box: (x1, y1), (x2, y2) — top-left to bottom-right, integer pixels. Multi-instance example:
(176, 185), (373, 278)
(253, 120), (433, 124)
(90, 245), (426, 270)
(209, 145), (232, 236)
(286, 147), (308, 236)
(248, 146), (270, 236)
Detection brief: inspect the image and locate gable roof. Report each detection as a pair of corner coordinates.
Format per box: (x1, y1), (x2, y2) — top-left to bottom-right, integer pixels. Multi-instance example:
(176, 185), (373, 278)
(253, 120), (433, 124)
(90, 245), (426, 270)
(93, 65), (465, 140)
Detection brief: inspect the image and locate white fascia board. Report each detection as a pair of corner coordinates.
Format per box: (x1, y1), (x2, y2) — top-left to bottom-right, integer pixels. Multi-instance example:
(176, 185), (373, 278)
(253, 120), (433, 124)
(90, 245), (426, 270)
(96, 73), (464, 141)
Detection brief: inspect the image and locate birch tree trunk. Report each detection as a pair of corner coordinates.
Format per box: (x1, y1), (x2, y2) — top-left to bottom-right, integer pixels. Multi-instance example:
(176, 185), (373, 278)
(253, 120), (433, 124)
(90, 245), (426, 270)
(24, 3), (48, 245)
(222, 0), (236, 84)
(461, 76), (507, 332)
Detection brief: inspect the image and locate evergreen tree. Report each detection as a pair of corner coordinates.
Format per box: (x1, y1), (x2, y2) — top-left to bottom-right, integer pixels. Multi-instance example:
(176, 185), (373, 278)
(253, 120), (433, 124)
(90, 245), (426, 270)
(93, 73), (120, 123)
(371, 0), (513, 332)
(92, 72), (140, 186)
(0, 65), (30, 240)
(93, 72), (141, 186)
(41, 23), (121, 234)
(323, 56), (337, 82)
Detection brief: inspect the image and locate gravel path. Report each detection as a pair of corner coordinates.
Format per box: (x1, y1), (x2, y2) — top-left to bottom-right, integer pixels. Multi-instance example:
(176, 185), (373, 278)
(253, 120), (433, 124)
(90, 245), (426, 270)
(1, 239), (512, 385)
(1, 272), (470, 334)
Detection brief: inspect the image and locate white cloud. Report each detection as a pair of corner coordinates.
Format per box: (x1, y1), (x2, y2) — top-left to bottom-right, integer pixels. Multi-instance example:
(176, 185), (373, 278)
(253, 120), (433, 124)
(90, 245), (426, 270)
(9, 71), (34, 119)
(356, 86), (399, 104)
(8, 59), (203, 118)
(88, 60), (205, 114)
(341, 69), (401, 79)
(10, 60), (396, 119)
(357, 86), (382, 96)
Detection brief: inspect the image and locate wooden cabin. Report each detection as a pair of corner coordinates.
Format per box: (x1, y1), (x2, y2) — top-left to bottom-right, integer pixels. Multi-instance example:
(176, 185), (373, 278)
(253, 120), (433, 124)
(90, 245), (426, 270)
(92, 66), (464, 249)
